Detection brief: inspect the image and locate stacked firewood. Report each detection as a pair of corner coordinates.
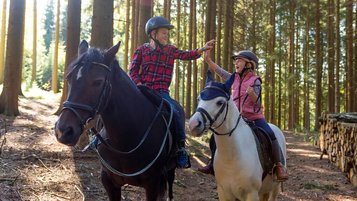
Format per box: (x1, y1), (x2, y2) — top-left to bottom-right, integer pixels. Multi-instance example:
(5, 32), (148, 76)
(319, 112), (357, 187)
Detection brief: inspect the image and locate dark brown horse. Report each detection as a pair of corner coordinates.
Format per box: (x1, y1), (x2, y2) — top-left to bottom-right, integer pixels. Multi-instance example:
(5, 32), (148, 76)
(54, 40), (179, 201)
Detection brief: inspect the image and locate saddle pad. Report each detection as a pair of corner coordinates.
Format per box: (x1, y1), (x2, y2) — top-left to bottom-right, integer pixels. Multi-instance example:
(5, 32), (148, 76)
(246, 121), (274, 179)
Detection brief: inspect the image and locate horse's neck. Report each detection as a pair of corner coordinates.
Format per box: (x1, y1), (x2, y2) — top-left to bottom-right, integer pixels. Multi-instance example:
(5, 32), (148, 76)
(214, 102), (253, 160)
(101, 67), (157, 137)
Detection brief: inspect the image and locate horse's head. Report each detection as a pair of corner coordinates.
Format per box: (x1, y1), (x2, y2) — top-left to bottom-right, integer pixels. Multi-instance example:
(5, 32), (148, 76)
(188, 71), (236, 137)
(54, 40), (120, 146)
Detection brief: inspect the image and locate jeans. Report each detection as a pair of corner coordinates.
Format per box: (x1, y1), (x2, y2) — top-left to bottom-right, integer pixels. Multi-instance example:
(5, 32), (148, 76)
(254, 118), (276, 141)
(159, 92), (186, 141)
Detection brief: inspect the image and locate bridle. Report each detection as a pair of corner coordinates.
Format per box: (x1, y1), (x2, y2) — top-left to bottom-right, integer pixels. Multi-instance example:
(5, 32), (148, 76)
(196, 86), (241, 136)
(61, 59), (174, 177)
(62, 61), (112, 133)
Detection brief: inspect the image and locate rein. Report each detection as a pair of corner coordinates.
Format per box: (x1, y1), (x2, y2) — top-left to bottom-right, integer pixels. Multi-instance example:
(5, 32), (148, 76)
(63, 60), (175, 177)
(88, 99), (174, 177)
(91, 99), (165, 155)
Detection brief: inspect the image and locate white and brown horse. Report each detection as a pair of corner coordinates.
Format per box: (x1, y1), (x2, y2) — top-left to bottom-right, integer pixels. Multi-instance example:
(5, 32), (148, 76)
(188, 72), (286, 201)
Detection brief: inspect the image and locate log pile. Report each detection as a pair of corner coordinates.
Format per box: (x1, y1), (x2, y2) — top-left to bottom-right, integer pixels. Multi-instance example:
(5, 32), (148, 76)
(319, 112), (357, 187)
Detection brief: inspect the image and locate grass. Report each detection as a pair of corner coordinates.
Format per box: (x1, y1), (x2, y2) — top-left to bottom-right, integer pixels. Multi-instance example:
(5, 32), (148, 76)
(303, 182), (337, 190)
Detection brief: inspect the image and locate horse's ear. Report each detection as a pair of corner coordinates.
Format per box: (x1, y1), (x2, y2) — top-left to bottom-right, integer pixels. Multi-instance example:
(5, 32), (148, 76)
(104, 41), (121, 62)
(205, 70), (215, 86)
(224, 72), (235, 91)
(78, 40), (89, 56)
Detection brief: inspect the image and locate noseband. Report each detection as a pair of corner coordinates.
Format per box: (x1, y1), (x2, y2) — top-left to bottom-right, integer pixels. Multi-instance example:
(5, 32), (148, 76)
(62, 62), (112, 131)
(196, 87), (241, 136)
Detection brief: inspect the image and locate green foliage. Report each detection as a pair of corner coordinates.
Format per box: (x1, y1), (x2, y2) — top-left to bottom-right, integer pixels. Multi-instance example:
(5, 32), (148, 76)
(303, 131), (319, 145)
(43, 0), (55, 54)
(22, 50), (34, 90)
(303, 182), (337, 190)
(60, 8), (67, 44)
(34, 43), (65, 91)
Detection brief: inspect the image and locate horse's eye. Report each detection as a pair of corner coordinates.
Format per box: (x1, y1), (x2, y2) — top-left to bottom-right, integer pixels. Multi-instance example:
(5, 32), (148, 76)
(216, 100), (224, 106)
(93, 80), (103, 87)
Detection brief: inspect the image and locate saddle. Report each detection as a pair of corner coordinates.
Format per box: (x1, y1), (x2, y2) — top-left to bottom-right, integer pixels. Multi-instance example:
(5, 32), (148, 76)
(245, 120), (285, 180)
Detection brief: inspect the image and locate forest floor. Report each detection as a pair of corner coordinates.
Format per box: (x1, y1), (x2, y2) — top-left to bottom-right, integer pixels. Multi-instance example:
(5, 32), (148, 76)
(0, 89), (357, 201)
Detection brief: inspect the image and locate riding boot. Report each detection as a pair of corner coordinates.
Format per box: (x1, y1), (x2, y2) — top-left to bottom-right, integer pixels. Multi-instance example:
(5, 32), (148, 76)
(177, 140), (191, 168)
(271, 139), (288, 181)
(198, 159), (214, 175)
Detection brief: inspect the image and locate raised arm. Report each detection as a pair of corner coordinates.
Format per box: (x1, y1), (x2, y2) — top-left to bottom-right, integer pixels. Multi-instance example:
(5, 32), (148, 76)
(204, 49), (231, 81)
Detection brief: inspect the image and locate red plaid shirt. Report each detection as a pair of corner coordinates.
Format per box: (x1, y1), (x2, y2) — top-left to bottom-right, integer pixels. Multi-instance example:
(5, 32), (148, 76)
(129, 43), (201, 92)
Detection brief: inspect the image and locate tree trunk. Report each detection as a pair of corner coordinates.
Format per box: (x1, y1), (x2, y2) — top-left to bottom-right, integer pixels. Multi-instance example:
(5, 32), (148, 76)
(185, 0), (193, 117)
(216, 1), (223, 81)
(0, 0), (25, 116)
(137, 0), (153, 45)
(315, 0), (322, 131)
(222, 0), (230, 73)
(163, 0), (170, 20)
(91, 0), (113, 48)
(251, 0), (257, 53)
(354, 3), (357, 112)
(288, 0), (295, 130)
(303, 5), (310, 131)
(201, 0), (216, 90)
(0, 0), (7, 84)
(123, 0), (130, 72)
(335, 0), (340, 113)
(327, 0), (335, 113)
(192, 0), (198, 111)
(174, 0), (180, 101)
(52, 0), (60, 93)
(31, 0), (37, 85)
(54, 0), (81, 115)
(346, 0), (353, 112)
(267, 0), (276, 124)
(130, 0), (138, 56)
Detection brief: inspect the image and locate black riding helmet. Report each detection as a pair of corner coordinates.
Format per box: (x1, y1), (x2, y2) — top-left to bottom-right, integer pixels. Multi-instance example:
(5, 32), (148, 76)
(145, 16), (174, 36)
(231, 50), (259, 69)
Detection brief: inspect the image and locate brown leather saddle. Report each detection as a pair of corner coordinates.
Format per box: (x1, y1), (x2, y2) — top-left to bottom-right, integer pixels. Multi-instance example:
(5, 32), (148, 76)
(245, 120), (285, 180)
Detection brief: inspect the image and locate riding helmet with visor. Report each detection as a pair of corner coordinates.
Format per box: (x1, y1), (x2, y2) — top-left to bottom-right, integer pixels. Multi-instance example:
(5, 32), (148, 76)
(231, 50), (259, 69)
(145, 16), (174, 36)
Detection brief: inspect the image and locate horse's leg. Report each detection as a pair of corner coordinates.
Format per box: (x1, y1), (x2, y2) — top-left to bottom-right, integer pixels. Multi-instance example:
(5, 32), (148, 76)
(217, 186), (236, 201)
(245, 191), (259, 201)
(268, 184), (280, 201)
(259, 193), (270, 201)
(101, 171), (122, 201)
(167, 168), (176, 200)
(145, 179), (164, 201)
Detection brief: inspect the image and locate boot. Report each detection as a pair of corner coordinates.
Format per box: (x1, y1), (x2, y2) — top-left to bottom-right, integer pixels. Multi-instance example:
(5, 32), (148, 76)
(176, 141), (191, 168)
(271, 140), (288, 181)
(198, 159), (214, 175)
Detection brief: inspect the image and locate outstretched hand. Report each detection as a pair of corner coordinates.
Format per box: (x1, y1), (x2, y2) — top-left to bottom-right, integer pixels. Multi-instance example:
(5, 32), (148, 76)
(203, 39), (215, 51)
(199, 39), (215, 54)
(204, 49), (212, 62)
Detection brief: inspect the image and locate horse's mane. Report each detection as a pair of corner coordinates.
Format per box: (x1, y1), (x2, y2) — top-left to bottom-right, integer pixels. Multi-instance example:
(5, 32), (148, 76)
(88, 47), (142, 95)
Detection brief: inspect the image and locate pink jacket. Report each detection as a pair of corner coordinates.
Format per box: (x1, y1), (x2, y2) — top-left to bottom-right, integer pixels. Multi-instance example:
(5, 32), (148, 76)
(232, 72), (264, 121)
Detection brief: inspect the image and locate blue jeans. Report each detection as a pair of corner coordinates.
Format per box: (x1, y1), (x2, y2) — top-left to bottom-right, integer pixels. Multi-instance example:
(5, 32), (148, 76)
(254, 118), (276, 141)
(159, 92), (186, 142)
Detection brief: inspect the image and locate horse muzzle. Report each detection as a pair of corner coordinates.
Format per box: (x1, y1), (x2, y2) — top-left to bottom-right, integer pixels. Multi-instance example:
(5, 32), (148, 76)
(188, 113), (207, 137)
(54, 119), (82, 146)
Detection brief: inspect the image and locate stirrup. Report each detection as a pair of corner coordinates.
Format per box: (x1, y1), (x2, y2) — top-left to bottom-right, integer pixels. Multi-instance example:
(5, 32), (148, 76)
(273, 163), (288, 182)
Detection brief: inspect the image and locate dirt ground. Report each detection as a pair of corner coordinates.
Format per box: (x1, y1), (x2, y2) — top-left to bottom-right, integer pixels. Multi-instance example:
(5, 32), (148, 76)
(0, 91), (356, 201)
